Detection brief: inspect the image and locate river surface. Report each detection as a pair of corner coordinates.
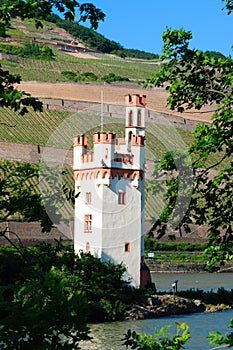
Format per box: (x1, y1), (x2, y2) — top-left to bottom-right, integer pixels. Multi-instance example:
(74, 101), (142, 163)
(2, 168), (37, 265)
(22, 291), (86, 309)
(151, 271), (233, 292)
(80, 272), (233, 349)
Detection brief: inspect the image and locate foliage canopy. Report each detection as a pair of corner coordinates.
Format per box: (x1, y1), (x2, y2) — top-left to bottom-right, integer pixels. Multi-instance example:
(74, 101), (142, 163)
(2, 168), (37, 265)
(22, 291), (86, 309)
(147, 1), (233, 270)
(0, 242), (132, 348)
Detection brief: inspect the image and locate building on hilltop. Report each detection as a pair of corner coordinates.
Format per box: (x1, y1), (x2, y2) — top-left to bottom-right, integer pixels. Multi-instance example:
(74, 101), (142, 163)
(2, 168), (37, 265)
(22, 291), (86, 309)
(73, 94), (151, 287)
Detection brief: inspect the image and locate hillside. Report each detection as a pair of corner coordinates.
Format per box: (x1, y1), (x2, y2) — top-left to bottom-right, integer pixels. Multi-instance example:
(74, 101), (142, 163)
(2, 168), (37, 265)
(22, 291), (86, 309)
(0, 17), (217, 244)
(0, 17), (214, 121)
(0, 18), (160, 83)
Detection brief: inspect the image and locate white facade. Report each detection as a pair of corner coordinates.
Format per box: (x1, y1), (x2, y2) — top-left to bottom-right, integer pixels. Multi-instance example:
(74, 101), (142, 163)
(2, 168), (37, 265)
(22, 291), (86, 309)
(73, 94), (146, 287)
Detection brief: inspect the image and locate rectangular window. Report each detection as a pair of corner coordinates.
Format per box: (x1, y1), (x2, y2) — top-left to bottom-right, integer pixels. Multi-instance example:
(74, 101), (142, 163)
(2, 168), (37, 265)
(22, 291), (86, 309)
(118, 191), (126, 205)
(84, 214), (92, 233)
(124, 242), (130, 253)
(86, 242), (90, 253)
(85, 192), (91, 204)
(105, 148), (108, 159)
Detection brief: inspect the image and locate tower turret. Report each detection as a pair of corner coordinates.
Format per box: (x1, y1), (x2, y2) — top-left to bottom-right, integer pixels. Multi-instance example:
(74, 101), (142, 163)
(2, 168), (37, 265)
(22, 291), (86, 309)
(73, 135), (87, 169)
(125, 94), (146, 150)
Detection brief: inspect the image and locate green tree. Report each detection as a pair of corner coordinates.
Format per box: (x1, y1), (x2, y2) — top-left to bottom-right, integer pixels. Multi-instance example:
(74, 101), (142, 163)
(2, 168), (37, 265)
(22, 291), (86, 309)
(223, 0), (233, 14)
(0, 265), (90, 349)
(203, 50), (226, 60)
(0, 242), (132, 348)
(48, 14), (122, 53)
(22, 43), (55, 60)
(125, 1), (233, 348)
(0, 0), (105, 31)
(0, 161), (63, 236)
(147, 10), (233, 269)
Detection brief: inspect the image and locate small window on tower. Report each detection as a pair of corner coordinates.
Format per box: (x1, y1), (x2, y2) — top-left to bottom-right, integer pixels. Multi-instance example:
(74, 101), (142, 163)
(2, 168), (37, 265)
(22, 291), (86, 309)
(128, 110), (133, 126)
(105, 148), (108, 159)
(86, 242), (90, 253)
(137, 110), (142, 126)
(124, 242), (130, 252)
(84, 214), (92, 233)
(85, 192), (91, 204)
(118, 191), (126, 205)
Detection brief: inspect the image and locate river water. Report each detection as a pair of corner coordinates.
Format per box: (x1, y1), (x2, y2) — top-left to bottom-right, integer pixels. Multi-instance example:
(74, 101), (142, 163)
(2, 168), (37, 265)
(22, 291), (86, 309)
(152, 271), (233, 292)
(80, 272), (233, 350)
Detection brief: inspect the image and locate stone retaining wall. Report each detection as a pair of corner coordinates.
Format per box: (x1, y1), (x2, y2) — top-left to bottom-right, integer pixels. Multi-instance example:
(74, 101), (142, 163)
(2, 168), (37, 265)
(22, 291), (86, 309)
(0, 221), (70, 246)
(0, 141), (72, 165)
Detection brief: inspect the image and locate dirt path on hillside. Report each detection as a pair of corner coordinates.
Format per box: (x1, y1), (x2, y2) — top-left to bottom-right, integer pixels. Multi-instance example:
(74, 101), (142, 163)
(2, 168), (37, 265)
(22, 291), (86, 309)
(18, 82), (214, 122)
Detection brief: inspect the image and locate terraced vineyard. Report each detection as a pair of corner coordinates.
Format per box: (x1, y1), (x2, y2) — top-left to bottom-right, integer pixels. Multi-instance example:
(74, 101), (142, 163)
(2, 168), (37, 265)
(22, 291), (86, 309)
(2, 106), (227, 222)
(0, 18), (160, 83)
(2, 56), (160, 83)
(0, 107), (192, 152)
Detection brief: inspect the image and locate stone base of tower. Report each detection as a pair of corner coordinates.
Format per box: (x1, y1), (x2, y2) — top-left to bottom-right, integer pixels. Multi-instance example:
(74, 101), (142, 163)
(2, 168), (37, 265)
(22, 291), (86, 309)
(140, 257), (152, 288)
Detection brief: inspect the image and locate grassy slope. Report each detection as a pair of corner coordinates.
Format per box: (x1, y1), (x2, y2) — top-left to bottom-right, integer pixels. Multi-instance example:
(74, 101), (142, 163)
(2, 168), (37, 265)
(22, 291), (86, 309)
(0, 18), (160, 82)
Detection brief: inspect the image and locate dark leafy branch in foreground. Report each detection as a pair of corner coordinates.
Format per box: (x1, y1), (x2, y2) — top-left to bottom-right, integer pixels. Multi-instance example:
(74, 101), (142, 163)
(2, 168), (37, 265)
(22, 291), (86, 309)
(0, 66), (43, 115)
(0, 0), (105, 31)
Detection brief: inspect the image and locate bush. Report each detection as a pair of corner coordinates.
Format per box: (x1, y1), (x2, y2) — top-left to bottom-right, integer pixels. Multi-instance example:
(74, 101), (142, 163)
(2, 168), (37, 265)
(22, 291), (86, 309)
(61, 70), (77, 81)
(0, 266), (90, 349)
(0, 241), (133, 349)
(78, 71), (96, 81)
(61, 70), (98, 82)
(0, 43), (54, 60)
(22, 43), (54, 60)
(144, 238), (208, 252)
(101, 72), (129, 82)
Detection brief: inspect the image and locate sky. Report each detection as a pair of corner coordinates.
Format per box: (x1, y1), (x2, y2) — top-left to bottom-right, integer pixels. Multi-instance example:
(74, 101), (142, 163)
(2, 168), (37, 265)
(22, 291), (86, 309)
(79, 0), (233, 56)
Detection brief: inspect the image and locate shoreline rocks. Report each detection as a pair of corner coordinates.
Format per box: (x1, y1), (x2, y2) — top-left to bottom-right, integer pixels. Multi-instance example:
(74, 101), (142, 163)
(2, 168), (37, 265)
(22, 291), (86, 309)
(124, 294), (230, 321)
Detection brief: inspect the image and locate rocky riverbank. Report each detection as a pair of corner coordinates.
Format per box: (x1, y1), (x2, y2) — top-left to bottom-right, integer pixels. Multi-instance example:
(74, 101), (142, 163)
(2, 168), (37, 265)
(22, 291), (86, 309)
(125, 295), (232, 321)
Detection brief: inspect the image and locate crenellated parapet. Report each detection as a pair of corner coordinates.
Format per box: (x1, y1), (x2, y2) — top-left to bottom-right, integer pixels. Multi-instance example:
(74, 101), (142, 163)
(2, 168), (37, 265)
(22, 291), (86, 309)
(73, 135), (87, 148)
(80, 153), (94, 162)
(93, 131), (116, 144)
(125, 94), (147, 107)
(131, 135), (145, 146)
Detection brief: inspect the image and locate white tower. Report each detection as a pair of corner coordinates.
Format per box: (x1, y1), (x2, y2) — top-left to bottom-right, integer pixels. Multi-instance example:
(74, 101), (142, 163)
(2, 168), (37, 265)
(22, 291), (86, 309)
(73, 94), (150, 287)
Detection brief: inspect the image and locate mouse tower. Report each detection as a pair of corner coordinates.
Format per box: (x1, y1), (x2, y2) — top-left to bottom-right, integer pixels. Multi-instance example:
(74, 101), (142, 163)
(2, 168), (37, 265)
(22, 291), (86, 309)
(73, 94), (151, 287)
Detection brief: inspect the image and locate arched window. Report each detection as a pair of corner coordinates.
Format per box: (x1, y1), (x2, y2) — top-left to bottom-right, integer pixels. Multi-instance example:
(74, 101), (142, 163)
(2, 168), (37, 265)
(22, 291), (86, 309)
(137, 110), (142, 126)
(128, 110), (133, 126)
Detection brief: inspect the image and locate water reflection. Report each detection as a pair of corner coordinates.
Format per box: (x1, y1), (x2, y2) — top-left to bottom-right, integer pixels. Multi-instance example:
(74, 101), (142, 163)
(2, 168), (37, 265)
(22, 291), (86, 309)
(80, 309), (233, 349)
